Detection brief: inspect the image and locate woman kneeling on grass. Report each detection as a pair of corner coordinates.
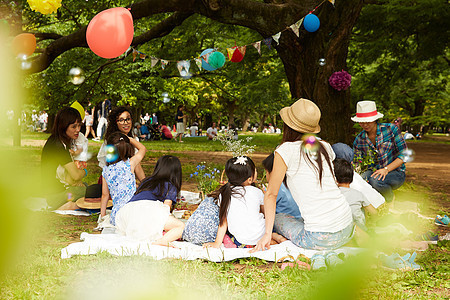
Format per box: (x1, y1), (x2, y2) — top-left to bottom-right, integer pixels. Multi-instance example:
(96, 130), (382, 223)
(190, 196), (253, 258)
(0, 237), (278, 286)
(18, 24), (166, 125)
(115, 155), (185, 246)
(252, 98), (354, 252)
(41, 107), (87, 210)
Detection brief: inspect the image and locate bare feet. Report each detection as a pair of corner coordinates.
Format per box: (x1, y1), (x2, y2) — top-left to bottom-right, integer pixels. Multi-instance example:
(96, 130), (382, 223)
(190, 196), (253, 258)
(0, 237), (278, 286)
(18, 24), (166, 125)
(152, 240), (178, 248)
(271, 232), (288, 244)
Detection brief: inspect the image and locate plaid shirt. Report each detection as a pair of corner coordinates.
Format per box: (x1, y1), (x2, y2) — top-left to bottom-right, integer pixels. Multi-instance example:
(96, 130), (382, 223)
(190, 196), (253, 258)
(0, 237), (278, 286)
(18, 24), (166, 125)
(353, 123), (407, 172)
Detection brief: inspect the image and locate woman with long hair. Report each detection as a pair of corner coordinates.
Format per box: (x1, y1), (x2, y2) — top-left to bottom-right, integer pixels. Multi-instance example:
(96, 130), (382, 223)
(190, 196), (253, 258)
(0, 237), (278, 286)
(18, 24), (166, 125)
(97, 106), (146, 181)
(252, 99), (354, 252)
(41, 107), (87, 209)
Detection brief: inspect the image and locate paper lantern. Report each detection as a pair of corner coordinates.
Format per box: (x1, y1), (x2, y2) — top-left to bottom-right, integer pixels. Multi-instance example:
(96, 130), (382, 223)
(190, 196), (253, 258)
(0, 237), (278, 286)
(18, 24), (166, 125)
(208, 51), (226, 69)
(27, 0), (62, 15)
(86, 7), (134, 59)
(200, 48), (216, 71)
(303, 13), (320, 33)
(227, 46), (246, 63)
(70, 101), (85, 120)
(12, 33), (36, 56)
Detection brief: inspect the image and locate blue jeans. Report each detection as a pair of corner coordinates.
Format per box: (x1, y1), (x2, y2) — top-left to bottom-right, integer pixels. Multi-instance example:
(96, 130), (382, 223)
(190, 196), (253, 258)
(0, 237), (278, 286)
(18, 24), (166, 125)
(274, 213), (355, 250)
(362, 169), (405, 202)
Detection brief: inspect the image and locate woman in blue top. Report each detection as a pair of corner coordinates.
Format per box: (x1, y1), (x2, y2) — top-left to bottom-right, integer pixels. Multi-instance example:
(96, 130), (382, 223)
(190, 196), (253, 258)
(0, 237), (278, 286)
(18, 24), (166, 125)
(115, 155), (185, 246)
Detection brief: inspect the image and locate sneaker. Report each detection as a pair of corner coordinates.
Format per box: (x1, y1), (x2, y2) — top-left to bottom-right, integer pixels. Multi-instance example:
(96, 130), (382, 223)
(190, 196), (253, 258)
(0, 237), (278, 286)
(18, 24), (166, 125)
(325, 251), (344, 268)
(435, 215), (450, 226)
(311, 254), (327, 271)
(92, 137), (101, 142)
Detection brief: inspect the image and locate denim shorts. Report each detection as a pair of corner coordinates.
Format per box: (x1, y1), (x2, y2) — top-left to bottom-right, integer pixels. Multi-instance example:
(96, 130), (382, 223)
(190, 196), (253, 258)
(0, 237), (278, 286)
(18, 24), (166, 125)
(274, 213), (355, 250)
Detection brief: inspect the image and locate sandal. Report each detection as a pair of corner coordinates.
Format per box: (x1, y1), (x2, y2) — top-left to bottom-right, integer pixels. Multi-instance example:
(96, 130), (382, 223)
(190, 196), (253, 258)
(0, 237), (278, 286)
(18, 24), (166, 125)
(311, 253), (327, 271)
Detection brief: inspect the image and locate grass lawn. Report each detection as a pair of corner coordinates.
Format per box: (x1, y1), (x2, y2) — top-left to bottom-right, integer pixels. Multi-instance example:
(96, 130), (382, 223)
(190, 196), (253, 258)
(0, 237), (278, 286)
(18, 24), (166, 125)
(0, 132), (449, 299)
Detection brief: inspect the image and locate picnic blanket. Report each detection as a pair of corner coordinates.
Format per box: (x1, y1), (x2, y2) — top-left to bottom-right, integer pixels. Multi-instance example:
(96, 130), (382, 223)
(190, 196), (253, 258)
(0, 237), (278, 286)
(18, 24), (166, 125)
(61, 232), (361, 261)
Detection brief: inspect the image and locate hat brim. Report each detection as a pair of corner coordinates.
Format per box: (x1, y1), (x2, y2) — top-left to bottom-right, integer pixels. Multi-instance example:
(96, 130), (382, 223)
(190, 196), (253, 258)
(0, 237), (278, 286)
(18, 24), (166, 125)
(75, 197), (113, 209)
(280, 107), (321, 134)
(351, 112), (384, 123)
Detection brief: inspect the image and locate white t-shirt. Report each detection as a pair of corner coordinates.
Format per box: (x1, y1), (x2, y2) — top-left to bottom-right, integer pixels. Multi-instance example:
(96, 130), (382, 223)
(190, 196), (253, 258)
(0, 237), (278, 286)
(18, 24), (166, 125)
(190, 125), (198, 136)
(275, 141), (352, 233)
(223, 185), (266, 245)
(206, 127), (217, 138)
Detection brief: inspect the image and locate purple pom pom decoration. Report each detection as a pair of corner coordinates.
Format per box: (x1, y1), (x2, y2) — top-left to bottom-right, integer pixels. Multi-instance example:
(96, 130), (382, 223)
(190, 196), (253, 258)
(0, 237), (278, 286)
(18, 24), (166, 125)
(328, 70), (352, 91)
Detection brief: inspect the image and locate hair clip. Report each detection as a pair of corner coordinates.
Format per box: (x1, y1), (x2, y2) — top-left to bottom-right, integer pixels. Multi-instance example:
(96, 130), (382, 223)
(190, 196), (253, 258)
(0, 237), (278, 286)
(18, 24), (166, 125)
(119, 137), (124, 141)
(234, 156), (247, 165)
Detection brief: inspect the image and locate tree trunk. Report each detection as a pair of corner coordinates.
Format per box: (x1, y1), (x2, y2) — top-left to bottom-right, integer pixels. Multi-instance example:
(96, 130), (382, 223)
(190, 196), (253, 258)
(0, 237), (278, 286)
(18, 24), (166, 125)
(241, 114), (250, 132)
(276, 1), (363, 144)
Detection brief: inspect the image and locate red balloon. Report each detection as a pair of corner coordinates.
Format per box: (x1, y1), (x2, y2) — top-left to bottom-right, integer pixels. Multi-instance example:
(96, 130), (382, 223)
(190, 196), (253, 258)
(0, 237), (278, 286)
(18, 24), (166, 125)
(12, 33), (36, 56)
(86, 7), (134, 59)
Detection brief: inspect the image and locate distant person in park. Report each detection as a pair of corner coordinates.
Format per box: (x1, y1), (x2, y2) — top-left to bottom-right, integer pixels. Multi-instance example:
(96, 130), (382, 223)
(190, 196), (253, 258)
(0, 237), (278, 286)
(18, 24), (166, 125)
(41, 107), (87, 210)
(83, 108), (97, 140)
(152, 113), (158, 125)
(174, 105), (185, 142)
(97, 107), (146, 182)
(206, 122), (218, 140)
(190, 122), (198, 137)
(416, 132), (422, 140)
(116, 155), (185, 245)
(252, 98), (354, 252)
(160, 120), (173, 140)
(100, 132), (146, 226)
(350, 101), (408, 202)
(94, 98), (111, 141)
(403, 131), (415, 140)
(262, 153), (301, 219)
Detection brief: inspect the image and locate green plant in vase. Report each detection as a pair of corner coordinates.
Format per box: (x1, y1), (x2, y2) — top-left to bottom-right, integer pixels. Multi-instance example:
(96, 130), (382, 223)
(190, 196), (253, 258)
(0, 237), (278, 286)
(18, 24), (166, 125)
(352, 149), (377, 175)
(190, 163), (221, 200)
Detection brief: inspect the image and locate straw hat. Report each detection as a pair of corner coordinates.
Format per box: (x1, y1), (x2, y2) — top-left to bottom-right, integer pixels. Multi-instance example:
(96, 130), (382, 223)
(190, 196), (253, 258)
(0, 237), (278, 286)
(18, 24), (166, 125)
(351, 101), (384, 122)
(279, 98), (321, 133)
(76, 184), (113, 209)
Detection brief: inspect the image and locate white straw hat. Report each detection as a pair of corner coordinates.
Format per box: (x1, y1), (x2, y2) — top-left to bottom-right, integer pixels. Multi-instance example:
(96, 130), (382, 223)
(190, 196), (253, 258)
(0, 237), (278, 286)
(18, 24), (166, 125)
(351, 101), (384, 122)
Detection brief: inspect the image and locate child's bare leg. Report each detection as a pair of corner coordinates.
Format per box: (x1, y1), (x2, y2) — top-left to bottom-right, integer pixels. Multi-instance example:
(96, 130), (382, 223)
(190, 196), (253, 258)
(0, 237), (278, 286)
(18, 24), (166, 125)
(153, 216), (185, 247)
(271, 232), (288, 244)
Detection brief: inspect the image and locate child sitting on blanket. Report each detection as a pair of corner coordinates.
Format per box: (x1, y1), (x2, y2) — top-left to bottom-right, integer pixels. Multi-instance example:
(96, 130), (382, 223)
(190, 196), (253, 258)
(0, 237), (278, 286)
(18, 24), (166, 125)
(334, 158), (377, 232)
(262, 153), (301, 219)
(203, 156), (286, 249)
(116, 155), (185, 246)
(100, 132), (146, 226)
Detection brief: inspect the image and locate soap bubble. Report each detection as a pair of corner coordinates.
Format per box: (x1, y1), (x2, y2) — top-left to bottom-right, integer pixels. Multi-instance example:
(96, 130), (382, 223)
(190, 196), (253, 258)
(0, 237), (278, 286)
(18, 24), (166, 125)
(105, 145), (119, 163)
(69, 67), (85, 85)
(302, 134), (320, 159)
(17, 53), (31, 70)
(402, 148), (415, 163)
(318, 58), (326, 66)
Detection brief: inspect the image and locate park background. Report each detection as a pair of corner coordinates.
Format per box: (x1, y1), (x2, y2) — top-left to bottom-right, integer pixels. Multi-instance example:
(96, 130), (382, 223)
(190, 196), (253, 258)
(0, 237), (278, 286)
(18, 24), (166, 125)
(1, 0), (449, 299)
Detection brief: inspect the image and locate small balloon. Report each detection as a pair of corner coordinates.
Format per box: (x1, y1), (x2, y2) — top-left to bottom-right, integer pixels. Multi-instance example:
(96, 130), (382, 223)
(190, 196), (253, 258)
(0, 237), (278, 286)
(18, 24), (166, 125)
(208, 51), (226, 69)
(303, 13), (320, 33)
(402, 149), (415, 163)
(69, 67), (85, 85)
(86, 7), (134, 59)
(105, 145), (119, 163)
(318, 58), (326, 66)
(12, 33), (36, 56)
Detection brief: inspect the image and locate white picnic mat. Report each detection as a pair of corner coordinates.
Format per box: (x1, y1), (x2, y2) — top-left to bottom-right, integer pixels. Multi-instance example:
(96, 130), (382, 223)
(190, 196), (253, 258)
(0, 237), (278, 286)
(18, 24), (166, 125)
(61, 232), (361, 262)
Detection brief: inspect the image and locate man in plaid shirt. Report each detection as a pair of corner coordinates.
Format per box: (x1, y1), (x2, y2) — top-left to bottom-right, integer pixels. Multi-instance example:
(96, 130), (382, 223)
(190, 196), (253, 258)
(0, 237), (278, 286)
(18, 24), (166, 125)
(350, 101), (408, 202)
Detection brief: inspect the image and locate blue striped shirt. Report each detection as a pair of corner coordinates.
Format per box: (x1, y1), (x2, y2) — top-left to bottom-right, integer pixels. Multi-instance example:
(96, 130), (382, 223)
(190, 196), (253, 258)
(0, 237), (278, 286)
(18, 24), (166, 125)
(353, 123), (407, 172)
